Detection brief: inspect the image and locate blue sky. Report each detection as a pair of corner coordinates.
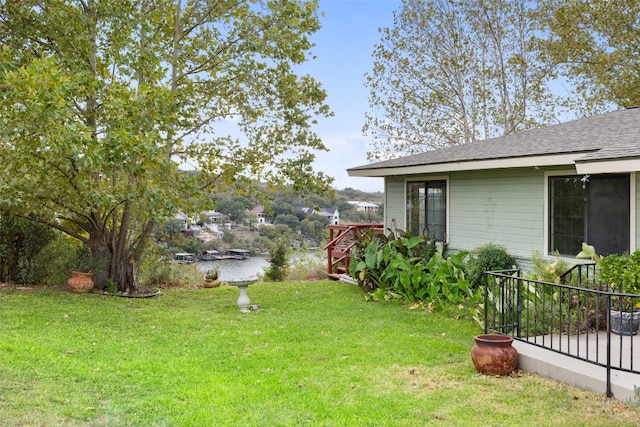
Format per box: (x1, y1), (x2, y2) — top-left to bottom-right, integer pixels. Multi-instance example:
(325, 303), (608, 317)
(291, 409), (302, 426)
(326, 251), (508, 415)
(306, 0), (401, 192)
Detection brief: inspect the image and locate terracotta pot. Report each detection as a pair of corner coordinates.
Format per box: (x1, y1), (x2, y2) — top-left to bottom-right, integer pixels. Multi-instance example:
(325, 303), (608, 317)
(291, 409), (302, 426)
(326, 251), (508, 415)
(471, 334), (518, 376)
(204, 278), (222, 288)
(67, 271), (95, 293)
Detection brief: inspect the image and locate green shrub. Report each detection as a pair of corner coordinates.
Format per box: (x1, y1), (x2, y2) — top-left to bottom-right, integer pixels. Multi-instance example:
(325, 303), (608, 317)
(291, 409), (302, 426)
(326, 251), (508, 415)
(468, 243), (515, 288)
(141, 262), (200, 288)
(530, 251), (572, 284)
(598, 250), (640, 312)
(286, 251), (326, 281)
(0, 215), (55, 284)
(264, 239), (290, 282)
(348, 228), (474, 306)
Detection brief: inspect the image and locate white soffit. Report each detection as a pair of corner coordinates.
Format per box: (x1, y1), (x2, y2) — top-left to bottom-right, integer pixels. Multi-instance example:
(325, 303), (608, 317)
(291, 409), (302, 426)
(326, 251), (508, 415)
(348, 153), (580, 177)
(575, 159), (640, 174)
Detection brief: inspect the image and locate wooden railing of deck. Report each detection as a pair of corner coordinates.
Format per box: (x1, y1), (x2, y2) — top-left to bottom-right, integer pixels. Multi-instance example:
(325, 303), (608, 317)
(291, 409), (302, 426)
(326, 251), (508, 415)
(323, 223), (385, 280)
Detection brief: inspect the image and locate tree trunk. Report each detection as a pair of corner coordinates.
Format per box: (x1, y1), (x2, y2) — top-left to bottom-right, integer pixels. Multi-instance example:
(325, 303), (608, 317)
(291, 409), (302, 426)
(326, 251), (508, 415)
(87, 228), (143, 293)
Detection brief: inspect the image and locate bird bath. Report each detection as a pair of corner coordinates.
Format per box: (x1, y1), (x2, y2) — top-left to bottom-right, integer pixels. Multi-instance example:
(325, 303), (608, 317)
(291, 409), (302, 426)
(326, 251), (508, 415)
(227, 278), (258, 312)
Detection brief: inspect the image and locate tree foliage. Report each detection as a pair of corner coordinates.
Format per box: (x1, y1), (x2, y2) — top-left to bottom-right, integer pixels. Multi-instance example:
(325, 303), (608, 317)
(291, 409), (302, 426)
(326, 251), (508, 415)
(364, 0), (562, 160)
(263, 238), (290, 282)
(0, 214), (55, 284)
(0, 0), (331, 291)
(215, 195), (254, 224)
(545, 0), (640, 110)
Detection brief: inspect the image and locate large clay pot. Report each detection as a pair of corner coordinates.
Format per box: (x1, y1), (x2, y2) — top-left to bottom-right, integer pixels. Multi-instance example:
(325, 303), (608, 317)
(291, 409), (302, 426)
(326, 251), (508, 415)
(203, 278), (222, 288)
(471, 334), (518, 376)
(67, 271), (95, 293)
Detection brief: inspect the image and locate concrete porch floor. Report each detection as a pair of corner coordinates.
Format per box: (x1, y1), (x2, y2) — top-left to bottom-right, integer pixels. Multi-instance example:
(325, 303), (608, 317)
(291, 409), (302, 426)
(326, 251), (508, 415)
(513, 332), (640, 402)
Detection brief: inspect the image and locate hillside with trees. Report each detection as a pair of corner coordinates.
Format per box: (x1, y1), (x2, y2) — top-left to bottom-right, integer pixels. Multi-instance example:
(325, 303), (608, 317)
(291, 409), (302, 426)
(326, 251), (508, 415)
(159, 187), (384, 258)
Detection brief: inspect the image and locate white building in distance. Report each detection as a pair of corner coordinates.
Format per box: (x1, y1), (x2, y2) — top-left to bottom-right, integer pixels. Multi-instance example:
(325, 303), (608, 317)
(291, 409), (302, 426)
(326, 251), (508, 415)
(347, 201), (380, 213)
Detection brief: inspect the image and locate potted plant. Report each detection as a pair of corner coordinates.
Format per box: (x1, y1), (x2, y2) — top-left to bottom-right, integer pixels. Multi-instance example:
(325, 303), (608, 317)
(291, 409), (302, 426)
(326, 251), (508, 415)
(204, 267), (221, 288)
(598, 250), (640, 335)
(67, 246), (102, 293)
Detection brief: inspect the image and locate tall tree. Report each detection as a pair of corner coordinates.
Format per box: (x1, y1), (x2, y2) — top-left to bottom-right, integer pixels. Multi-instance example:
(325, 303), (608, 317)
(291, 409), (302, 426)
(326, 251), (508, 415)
(363, 0), (561, 160)
(545, 0), (640, 110)
(0, 0), (332, 292)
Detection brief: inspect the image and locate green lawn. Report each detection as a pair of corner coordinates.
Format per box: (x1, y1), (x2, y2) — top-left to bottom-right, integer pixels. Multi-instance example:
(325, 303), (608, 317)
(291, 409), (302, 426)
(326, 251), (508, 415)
(1, 281), (639, 426)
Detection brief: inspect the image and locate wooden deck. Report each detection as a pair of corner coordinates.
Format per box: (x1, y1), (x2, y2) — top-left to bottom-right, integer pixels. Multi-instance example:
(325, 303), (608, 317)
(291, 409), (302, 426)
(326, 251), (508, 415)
(323, 224), (384, 280)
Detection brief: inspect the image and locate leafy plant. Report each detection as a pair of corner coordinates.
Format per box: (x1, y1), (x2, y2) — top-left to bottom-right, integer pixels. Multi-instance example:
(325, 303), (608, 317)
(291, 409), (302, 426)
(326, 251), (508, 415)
(598, 251), (640, 312)
(576, 242), (599, 262)
(468, 243), (515, 288)
(263, 239), (290, 282)
(205, 267), (220, 281)
(530, 251), (572, 284)
(0, 215), (55, 284)
(348, 228), (474, 307)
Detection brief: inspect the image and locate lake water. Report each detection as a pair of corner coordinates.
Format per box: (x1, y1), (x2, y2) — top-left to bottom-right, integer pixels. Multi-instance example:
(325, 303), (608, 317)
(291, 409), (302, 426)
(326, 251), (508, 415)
(196, 251), (324, 281)
(197, 256), (270, 281)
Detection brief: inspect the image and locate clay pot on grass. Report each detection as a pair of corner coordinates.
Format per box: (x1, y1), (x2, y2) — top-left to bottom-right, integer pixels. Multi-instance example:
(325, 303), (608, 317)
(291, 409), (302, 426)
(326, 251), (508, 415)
(471, 334), (518, 376)
(68, 271), (95, 293)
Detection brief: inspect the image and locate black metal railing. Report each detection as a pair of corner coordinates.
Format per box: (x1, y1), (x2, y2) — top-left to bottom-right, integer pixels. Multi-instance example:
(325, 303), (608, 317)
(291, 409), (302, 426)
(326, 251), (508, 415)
(483, 268), (640, 397)
(559, 262), (599, 288)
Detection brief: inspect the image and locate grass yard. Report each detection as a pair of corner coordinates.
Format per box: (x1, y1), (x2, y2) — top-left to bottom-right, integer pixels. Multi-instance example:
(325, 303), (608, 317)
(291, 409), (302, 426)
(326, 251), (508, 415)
(1, 280), (639, 426)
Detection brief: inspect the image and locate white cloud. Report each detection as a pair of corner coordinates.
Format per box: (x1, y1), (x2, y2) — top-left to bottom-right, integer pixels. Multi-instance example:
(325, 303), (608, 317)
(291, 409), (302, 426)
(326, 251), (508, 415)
(314, 131), (384, 192)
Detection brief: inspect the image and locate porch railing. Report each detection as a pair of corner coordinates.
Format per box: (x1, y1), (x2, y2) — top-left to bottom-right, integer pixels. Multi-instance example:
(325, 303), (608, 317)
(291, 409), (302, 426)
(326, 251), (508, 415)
(324, 224), (384, 279)
(484, 267), (639, 398)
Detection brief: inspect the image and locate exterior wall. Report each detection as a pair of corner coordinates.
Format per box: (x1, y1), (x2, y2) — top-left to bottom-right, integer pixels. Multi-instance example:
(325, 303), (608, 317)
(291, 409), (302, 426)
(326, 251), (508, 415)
(636, 173), (640, 251)
(385, 168), (545, 268)
(449, 168), (545, 259)
(384, 176), (406, 231)
(385, 168), (640, 269)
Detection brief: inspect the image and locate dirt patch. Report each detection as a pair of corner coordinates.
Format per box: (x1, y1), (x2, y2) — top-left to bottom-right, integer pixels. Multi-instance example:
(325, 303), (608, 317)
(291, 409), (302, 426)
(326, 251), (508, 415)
(0, 283), (35, 291)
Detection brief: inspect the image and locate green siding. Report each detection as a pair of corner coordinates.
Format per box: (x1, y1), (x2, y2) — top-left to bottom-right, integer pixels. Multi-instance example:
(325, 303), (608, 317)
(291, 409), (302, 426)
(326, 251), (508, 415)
(385, 170), (639, 268)
(449, 169), (544, 258)
(637, 174), (640, 251)
(384, 177), (405, 230)
(385, 169), (545, 260)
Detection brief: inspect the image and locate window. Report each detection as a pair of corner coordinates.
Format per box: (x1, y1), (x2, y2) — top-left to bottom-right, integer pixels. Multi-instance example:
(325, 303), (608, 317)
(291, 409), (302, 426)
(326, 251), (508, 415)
(549, 176), (585, 255)
(406, 180), (446, 240)
(549, 174), (629, 256)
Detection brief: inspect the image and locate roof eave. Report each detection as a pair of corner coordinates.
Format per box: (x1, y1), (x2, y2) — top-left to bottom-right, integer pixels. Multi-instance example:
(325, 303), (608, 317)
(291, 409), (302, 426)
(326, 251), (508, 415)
(576, 158), (640, 174)
(348, 153), (580, 177)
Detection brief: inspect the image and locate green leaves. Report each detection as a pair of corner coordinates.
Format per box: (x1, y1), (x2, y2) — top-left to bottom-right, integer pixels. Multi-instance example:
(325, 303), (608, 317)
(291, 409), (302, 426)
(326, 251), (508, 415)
(364, 0), (561, 160)
(545, 0), (640, 109)
(348, 229), (474, 307)
(0, 0), (332, 290)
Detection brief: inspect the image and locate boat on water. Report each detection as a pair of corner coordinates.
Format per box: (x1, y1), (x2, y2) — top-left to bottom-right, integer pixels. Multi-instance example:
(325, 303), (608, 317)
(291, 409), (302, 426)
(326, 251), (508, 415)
(201, 249), (221, 261)
(227, 249), (251, 260)
(174, 253), (196, 264)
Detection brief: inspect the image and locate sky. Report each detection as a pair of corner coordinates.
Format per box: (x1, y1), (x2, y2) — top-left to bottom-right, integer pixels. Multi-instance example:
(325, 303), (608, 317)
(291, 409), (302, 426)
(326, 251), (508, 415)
(304, 0), (402, 192)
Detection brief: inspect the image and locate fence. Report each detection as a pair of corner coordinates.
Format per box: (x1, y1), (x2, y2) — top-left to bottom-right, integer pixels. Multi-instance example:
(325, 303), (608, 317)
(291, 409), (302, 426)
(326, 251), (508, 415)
(484, 266), (640, 397)
(324, 224), (384, 279)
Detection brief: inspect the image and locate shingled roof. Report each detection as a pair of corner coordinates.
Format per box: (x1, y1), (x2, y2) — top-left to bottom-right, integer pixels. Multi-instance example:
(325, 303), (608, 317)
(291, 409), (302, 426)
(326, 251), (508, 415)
(348, 108), (640, 177)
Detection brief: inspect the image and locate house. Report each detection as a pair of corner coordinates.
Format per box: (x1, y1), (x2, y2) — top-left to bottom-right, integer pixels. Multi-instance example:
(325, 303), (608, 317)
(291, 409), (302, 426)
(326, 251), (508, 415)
(347, 201), (380, 213)
(174, 213), (190, 230)
(317, 208), (340, 225)
(201, 210), (222, 224)
(299, 206), (341, 225)
(347, 108), (640, 265)
(247, 206), (267, 224)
